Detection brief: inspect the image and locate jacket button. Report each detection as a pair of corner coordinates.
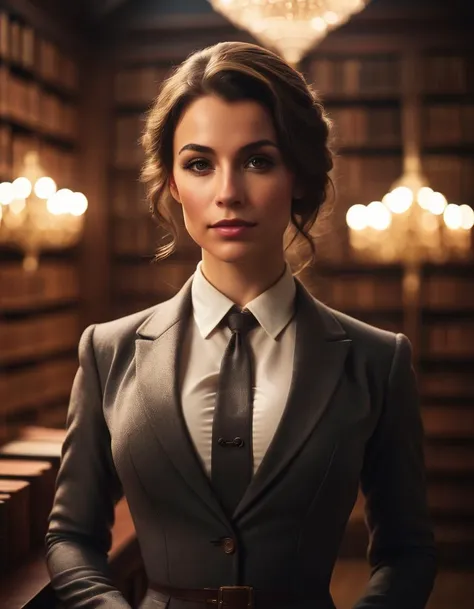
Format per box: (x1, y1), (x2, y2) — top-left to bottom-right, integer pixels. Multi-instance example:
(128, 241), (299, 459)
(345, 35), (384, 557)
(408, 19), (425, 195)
(222, 537), (236, 554)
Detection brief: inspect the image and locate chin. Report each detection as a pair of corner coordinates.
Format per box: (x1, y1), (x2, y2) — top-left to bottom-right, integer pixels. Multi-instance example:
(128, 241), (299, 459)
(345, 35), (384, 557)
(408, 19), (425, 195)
(204, 242), (260, 265)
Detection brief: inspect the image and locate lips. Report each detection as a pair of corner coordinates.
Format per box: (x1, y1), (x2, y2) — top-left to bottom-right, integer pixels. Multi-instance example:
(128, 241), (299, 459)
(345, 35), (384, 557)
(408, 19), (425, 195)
(211, 219), (256, 227)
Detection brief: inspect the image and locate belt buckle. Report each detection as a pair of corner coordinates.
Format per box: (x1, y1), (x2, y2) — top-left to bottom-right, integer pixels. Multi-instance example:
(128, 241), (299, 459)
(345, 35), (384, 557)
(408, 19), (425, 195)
(217, 586), (254, 609)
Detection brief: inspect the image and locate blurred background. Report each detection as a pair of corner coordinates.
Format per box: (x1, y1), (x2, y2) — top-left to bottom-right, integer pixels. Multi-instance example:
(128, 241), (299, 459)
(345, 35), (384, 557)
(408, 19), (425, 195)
(0, 0), (473, 607)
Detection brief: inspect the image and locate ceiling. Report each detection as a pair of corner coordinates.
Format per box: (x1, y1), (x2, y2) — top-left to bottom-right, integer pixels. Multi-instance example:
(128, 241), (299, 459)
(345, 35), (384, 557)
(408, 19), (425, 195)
(38, 0), (474, 28)
(18, 0), (474, 49)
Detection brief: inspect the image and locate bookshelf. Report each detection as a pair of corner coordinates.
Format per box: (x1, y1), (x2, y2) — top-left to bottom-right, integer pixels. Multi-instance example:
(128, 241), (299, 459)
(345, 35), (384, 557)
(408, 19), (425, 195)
(418, 54), (474, 562)
(0, 9), (82, 440)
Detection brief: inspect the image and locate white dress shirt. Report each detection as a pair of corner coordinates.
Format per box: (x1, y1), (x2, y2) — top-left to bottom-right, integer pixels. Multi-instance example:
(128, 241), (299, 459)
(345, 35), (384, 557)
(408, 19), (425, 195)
(179, 261), (297, 477)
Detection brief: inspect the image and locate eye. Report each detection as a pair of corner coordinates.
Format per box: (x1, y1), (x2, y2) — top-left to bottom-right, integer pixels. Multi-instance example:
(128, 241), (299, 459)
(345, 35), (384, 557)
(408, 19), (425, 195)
(246, 155), (274, 171)
(183, 158), (211, 173)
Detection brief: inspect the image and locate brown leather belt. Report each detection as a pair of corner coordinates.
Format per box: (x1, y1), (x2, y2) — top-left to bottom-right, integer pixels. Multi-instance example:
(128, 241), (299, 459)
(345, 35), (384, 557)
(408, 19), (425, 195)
(149, 582), (297, 608)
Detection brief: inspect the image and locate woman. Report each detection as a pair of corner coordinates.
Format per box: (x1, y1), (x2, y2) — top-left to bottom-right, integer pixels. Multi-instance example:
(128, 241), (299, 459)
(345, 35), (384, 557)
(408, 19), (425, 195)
(45, 41), (436, 609)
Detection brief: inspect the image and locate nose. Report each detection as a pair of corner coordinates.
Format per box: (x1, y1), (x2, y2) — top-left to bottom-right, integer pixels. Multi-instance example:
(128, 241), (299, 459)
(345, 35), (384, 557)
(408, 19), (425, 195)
(215, 167), (243, 208)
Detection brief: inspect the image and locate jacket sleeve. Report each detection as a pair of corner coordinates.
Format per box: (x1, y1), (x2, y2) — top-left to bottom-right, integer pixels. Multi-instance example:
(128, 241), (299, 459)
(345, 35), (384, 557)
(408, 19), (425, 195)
(353, 333), (437, 609)
(45, 324), (131, 608)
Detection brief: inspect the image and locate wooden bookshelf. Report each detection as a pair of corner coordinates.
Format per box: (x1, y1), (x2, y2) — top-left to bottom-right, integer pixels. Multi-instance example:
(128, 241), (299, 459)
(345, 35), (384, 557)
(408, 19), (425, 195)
(0, 8), (82, 443)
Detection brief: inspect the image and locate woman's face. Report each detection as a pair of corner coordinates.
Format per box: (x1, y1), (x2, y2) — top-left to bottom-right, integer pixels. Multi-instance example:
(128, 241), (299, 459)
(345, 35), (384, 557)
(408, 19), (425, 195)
(170, 94), (296, 267)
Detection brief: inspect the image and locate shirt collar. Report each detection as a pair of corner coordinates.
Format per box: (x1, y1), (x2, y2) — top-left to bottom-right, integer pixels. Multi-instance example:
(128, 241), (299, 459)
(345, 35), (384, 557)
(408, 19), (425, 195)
(191, 261), (296, 340)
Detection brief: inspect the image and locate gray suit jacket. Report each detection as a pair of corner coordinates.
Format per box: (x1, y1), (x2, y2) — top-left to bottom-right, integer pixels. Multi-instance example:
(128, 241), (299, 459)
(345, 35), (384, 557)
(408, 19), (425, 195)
(45, 275), (436, 609)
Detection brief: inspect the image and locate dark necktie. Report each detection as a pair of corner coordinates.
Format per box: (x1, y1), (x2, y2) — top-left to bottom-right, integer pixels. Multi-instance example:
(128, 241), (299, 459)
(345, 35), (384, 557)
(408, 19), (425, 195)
(211, 305), (259, 516)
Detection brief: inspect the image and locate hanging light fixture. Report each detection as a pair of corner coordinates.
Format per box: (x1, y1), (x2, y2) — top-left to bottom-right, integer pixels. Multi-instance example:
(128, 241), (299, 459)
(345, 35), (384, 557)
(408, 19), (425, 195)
(0, 151), (88, 272)
(208, 0), (371, 64)
(345, 52), (473, 356)
(346, 53), (473, 266)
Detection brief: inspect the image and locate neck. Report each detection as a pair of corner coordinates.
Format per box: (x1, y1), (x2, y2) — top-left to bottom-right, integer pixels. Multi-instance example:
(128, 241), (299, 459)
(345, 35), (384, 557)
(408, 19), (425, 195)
(201, 253), (287, 307)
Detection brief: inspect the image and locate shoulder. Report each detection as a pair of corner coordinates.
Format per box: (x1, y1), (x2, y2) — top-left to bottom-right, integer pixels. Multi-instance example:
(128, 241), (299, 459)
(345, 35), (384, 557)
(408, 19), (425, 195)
(90, 305), (159, 352)
(313, 296), (407, 370)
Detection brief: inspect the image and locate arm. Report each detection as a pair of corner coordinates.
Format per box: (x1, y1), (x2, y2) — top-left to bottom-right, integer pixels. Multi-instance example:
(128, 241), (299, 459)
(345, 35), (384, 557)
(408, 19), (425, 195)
(45, 325), (132, 608)
(353, 334), (437, 609)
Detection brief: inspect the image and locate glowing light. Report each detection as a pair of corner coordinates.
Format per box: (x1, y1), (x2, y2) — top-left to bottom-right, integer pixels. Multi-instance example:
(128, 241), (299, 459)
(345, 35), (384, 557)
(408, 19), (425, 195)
(428, 192), (447, 216)
(443, 204), (463, 230)
(384, 186), (413, 214)
(208, 1), (370, 64)
(384, 186), (414, 214)
(346, 204), (368, 231)
(47, 192), (67, 215)
(70, 192), (88, 216)
(460, 205), (474, 230)
(311, 17), (327, 31)
(12, 177), (32, 199)
(0, 182), (14, 205)
(417, 186), (434, 210)
(10, 199), (26, 215)
(367, 201), (392, 231)
(34, 176), (57, 199)
(420, 212), (438, 233)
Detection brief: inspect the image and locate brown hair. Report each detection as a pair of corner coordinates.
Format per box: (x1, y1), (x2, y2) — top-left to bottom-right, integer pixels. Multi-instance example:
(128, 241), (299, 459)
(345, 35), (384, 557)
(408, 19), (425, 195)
(141, 41), (333, 272)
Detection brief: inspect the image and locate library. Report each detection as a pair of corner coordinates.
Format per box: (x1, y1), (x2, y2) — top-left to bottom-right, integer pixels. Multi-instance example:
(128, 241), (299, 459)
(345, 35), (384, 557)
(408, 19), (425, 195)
(0, 1), (473, 608)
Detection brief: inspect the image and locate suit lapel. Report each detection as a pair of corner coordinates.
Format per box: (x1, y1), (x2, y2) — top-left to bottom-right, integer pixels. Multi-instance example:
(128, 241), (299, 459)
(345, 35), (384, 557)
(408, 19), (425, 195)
(135, 276), (230, 529)
(233, 279), (352, 520)
(134, 273), (351, 526)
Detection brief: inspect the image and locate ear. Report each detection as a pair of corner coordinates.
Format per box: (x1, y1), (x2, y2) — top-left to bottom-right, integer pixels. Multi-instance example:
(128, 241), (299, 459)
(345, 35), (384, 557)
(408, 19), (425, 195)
(169, 175), (181, 203)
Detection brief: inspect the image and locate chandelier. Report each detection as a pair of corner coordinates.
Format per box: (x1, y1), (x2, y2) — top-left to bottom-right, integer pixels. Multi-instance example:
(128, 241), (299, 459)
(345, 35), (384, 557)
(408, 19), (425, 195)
(208, 0), (371, 64)
(344, 53), (473, 355)
(0, 151), (88, 272)
(345, 54), (473, 266)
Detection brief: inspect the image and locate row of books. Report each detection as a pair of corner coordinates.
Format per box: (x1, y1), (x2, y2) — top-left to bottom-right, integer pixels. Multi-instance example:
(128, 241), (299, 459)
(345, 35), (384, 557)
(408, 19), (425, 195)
(111, 173), (147, 218)
(425, 323), (474, 357)
(421, 275), (474, 309)
(419, 369), (474, 400)
(332, 154), (402, 204)
(329, 107), (401, 148)
(0, 428), (65, 572)
(423, 104), (474, 146)
(0, 11), (78, 92)
(112, 53), (472, 109)
(0, 310), (80, 365)
(422, 54), (472, 95)
(113, 123), (474, 207)
(422, 406), (474, 440)
(0, 262), (80, 311)
(321, 273), (474, 312)
(307, 54), (471, 97)
(307, 56), (400, 97)
(423, 155), (474, 205)
(100, 156), (404, 217)
(317, 274), (402, 310)
(334, 154), (474, 205)
(114, 115), (146, 169)
(112, 216), (195, 258)
(115, 65), (170, 106)
(0, 355), (77, 416)
(0, 128), (77, 186)
(111, 256), (474, 318)
(0, 67), (77, 141)
(329, 104), (474, 149)
(113, 260), (196, 298)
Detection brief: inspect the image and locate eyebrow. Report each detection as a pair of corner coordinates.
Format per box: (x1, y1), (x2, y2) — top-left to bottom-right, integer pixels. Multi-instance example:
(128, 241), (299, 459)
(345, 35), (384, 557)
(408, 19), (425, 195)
(178, 139), (279, 156)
